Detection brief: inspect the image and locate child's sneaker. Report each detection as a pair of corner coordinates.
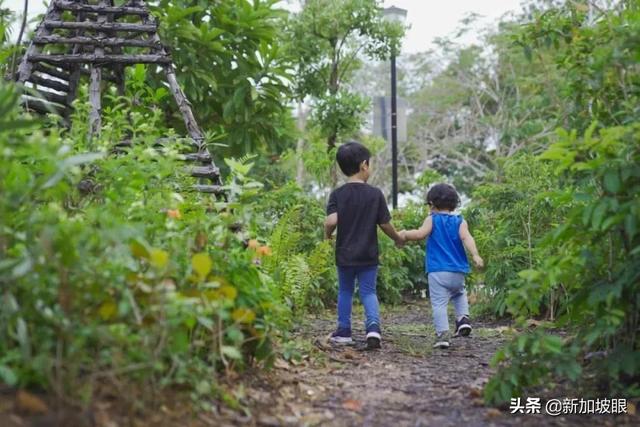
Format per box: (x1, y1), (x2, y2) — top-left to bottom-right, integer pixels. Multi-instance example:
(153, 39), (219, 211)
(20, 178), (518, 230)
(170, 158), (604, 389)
(329, 328), (354, 345)
(365, 324), (382, 350)
(454, 315), (472, 337)
(433, 331), (450, 349)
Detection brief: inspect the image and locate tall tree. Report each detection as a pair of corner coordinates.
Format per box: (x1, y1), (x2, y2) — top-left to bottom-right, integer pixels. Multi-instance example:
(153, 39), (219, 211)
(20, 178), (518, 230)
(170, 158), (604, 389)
(286, 0), (404, 183)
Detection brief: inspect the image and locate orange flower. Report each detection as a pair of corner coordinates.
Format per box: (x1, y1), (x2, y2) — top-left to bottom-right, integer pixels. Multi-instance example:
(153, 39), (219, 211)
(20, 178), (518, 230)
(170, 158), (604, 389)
(167, 209), (182, 219)
(247, 239), (260, 250)
(257, 245), (272, 256)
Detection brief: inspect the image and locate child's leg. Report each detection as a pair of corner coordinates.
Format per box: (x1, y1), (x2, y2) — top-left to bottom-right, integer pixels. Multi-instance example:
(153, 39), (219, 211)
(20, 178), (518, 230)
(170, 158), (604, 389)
(427, 272), (451, 334)
(450, 275), (470, 320)
(337, 266), (356, 330)
(356, 266), (380, 331)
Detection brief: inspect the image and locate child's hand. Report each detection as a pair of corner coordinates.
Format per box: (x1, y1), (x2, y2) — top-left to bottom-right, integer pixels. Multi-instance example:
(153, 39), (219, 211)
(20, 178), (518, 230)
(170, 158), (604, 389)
(473, 255), (484, 269)
(395, 231), (406, 248)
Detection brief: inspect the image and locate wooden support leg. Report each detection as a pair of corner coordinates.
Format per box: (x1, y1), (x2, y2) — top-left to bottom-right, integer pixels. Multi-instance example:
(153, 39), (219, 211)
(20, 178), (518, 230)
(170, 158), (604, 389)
(164, 67), (204, 143)
(16, 1), (61, 82)
(88, 0), (109, 138)
(89, 66), (102, 136)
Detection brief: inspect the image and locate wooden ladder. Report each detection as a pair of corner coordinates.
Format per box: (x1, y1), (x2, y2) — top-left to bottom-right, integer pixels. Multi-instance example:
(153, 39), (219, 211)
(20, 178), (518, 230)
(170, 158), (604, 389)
(15, 0), (222, 195)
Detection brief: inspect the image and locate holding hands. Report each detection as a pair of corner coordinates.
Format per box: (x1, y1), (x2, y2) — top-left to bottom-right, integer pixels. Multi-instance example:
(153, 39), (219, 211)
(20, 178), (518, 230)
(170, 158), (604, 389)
(472, 254), (484, 269)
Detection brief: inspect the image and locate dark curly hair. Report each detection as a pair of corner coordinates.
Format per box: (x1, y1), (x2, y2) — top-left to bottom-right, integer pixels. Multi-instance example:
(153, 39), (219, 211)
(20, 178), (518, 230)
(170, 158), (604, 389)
(426, 183), (460, 211)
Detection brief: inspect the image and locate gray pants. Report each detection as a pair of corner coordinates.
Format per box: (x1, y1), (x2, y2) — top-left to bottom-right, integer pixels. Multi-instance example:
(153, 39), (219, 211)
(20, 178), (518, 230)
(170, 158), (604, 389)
(428, 272), (469, 334)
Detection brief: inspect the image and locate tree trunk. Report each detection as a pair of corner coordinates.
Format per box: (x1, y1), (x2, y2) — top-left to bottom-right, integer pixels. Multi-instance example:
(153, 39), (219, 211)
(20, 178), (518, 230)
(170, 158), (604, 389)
(327, 57), (340, 187)
(295, 101), (306, 186)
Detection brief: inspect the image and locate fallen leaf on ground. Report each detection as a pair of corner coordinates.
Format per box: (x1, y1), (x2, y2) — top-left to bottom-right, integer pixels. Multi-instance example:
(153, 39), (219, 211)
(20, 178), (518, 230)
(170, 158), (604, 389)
(274, 358), (291, 370)
(628, 402), (636, 415)
(342, 399), (363, 412)
(471, 398), (484, 407)
(485, 408), (502, 418)
(469, 387), (482, 398)
(15, 390), (49, 414)
(342, 349), (358, 359)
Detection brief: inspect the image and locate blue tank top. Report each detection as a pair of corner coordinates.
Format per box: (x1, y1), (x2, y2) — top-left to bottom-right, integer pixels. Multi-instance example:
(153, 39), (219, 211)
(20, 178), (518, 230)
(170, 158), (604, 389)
(425, 213), (470, 273)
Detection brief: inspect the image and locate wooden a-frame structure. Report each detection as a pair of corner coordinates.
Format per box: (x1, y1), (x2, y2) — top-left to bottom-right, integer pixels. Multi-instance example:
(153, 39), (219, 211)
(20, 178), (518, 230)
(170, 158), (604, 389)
(15, 0), (222, 194)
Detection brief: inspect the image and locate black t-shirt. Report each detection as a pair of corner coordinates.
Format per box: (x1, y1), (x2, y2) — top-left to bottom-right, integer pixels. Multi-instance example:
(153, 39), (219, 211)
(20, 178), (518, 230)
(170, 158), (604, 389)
(326, 182), (392, 267)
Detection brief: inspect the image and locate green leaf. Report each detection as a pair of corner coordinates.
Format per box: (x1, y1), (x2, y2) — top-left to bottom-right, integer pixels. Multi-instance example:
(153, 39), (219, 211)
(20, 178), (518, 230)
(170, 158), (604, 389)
(170, 330), (190, 354)
(0, 365), (17, 386)
(603, 170), (620, 193)
(150, 248), (169, 269)
(130, 240), (150, 259)
(591, 202), (608, 230)
(221, 345), (243, 360)
(192, 253), (213, 280)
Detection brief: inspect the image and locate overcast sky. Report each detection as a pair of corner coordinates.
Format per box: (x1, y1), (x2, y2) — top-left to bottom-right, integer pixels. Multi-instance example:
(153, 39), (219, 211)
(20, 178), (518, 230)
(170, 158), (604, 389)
(5, 0), (523, 53)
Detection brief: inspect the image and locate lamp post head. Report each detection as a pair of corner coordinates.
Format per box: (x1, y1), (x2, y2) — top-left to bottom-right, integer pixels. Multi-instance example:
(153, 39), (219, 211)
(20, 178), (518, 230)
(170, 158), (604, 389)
(383, 5), (407, 24)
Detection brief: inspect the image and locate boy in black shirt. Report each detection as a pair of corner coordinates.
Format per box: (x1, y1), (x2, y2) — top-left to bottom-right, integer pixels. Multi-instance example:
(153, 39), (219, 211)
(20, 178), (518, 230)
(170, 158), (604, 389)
(325, 142), (405, 349)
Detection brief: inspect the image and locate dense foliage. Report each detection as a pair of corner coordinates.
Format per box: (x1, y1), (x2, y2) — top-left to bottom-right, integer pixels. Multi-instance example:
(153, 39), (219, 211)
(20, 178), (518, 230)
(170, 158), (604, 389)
(458, 1), (640, 403)
(1, 0), (638, 413)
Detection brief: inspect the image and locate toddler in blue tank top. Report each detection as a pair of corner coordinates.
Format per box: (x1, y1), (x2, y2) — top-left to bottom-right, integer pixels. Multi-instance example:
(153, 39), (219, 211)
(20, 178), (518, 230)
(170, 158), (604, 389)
(400, 183), (484, 349)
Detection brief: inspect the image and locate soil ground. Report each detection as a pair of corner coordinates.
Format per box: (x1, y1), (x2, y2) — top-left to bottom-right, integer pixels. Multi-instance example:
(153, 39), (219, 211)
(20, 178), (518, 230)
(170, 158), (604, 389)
(1, 300), (637, 427)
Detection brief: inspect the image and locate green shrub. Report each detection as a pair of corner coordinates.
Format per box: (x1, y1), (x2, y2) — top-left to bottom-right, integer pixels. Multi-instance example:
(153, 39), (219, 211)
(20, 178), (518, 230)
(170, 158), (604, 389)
(465, 155), (569, 317)
(485, 124), (640, 404)
(0, 83), (287, 404)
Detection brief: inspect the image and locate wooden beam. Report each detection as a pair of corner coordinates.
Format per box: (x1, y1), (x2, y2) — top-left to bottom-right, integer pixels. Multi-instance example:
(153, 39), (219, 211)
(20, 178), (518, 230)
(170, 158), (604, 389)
(44, 21), (157, 33)
(27, 74), (70, 92)
(189, 166), (220, 180)
(54, 1), (149, 16)
(29, 54), (171, 65)
(89, 0), (109, 138)
(36, 89), (68, 106)
(33, 63), (70, 81)
(34, 35), (161, 49)
(192, 185), (224, 194)
(184, 152), (212, 163)
(16, 2), (62, 82)
(21, 97), (64, 115)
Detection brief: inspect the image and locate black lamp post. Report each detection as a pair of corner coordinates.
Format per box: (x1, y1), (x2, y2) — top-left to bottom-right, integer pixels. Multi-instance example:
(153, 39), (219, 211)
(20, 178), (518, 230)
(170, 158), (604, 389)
(383, 5), (407, 210)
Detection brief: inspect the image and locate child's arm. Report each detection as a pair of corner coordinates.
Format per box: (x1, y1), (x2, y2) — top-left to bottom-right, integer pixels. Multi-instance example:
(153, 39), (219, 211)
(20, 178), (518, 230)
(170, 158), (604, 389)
(379, 222), (405, 247)
(401, 216), (433, 241)
(459, 220), (484, 268)
(324, 213), (337, 240)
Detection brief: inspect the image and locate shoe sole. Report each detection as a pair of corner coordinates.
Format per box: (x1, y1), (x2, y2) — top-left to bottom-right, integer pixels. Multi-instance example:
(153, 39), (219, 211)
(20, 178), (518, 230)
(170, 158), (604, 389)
(366, 337), (381, 350)
(455, 325), (472, 337)
(433, 341), (450, 349)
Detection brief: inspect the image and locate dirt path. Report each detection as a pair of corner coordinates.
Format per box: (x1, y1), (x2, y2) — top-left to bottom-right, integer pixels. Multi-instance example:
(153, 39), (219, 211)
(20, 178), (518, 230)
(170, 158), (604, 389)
(2, 301), (635, 426)
(233, 301), (634, 427)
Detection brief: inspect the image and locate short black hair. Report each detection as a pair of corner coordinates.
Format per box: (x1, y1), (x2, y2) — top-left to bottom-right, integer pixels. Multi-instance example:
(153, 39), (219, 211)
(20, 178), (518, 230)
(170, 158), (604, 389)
(336, 142), (370, 177)
(426, 183), (460, 210)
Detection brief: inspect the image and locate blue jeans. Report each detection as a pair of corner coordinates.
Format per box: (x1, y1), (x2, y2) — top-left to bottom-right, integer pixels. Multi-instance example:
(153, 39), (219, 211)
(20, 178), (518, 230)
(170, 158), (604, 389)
(428, 272), (469, 334)
(337, 265), (380, 331)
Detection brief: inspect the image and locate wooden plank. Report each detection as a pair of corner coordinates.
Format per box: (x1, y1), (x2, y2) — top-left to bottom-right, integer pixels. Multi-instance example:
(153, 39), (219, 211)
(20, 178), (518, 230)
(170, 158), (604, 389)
(33, 63), (70, 81)
(189, 166), (220, 180)
(20, 97), (64, 115)
(34, 35), (161, 48)
(37, 89), (68, 106)
(184, 152), (212, 163)
(44, 21), (156, 33)
(192, 185), (224, 194)
(29, 54), (171, 65)
(27, 74), (70, 92)
(54, 1), (149, 16)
